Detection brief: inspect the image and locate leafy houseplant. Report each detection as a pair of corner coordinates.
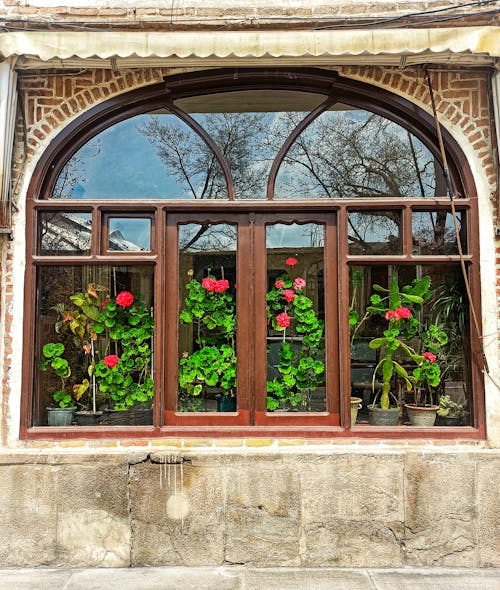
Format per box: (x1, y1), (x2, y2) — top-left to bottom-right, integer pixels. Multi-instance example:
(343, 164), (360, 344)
(266, 257), (325, 411)
(38, 343), (75, 425)
(178, 273), (237, 409)
(39, 284), (154, 422)
(366, 274), (447, 424)
(437, 394), (468, 426)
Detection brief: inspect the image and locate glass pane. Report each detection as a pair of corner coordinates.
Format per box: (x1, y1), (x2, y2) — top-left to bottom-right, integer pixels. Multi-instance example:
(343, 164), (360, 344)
(51, 112), (228, 200)
(348, 264), (470, 426)
(266, 223), (326, 412)
(178, 223), (237, 412)
(108, 218), (151, 251)
(348, 211), (401, 255)
(275, 106), (446, 199)
(34, 265), (154, 426)
(412, 210), (466, 255)
(38, 211), (91, 256)
(177, 90), (326, 199)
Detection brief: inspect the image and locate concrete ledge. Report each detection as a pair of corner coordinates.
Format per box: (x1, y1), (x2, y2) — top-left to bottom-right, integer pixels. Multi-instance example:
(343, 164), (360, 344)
(0, 567), (499, 590)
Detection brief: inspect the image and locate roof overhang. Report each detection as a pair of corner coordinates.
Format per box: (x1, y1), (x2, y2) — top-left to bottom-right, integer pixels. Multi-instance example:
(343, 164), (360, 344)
(1, 28), (499, 70)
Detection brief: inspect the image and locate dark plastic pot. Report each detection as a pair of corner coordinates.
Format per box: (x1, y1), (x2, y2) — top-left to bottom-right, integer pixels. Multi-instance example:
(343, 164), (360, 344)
(216, 394), (236, 412)
(75, 411), (103, 426)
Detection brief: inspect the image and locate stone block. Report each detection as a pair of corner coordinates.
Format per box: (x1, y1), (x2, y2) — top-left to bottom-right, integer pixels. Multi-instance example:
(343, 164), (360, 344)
(129, 461), (225, 566)
(300, 453), (405, 567)
(224, 464), (301, 566)
(404, 453), (476, 567)
(55, 463), (131, 567)
(476, 453), (500, 566)
(0, 465), (58, 566)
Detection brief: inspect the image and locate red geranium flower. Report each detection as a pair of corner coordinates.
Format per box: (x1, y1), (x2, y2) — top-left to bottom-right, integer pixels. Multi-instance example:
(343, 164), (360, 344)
(116, 291), (134, 308)
(396, 307), (412, 319)
(283, 289), (296, 303)
(285, 257), (298, 266)
(276, 312), (291, 328)
(423, 352), (437, 363)
(214, 279), (230, 293)
(101, 297), (111, 309)
(275, 279), (285, 289)
(201, 277), (217, 292)
(104, 354), (119, 369)
(293, 277), (306, 291)
(385, 309), (400, 321)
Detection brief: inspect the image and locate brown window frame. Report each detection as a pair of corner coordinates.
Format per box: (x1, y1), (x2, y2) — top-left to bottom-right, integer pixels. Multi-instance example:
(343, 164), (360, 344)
(21, 68), (485, 440)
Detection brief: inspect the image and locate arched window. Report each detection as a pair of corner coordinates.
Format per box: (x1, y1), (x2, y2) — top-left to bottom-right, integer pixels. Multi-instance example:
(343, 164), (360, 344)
(24, 69), (484, 438)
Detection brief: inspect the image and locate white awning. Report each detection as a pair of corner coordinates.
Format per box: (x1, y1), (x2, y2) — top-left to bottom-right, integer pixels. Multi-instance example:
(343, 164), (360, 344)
(0, 28), (499, 69)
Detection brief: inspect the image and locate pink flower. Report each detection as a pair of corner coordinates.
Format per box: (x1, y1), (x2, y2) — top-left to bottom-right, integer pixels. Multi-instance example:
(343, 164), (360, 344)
(104, 355), (119, 369)
(385, 309), (400, 321)
(276, 312), (291, 328)
(214, 279), (229, 293)
(293, 277), (306, 291)
(283, 289), (296, 303)
(396, 307), (412, 319)
(201, 277), (217, 292)
(101, 297), (111, 308)
(423, 352), (437, 363)
(285, 257), (298, 266)
(275, 280), (285, 289)
(116, 291), (134, 307)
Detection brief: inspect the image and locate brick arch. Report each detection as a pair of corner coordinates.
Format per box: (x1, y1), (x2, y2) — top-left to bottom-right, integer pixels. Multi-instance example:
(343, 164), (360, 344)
(18, 64), (496, 194)
(340, 65), (496, 191)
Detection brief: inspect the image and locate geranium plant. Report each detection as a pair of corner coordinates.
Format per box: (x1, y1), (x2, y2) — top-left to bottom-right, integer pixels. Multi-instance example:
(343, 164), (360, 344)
(40, 284), (154, 413)
(367, 274), (448, 409)
(178, 271), (237, 401)
(38, 342), (74, 408)
(266, 257), (325, 411)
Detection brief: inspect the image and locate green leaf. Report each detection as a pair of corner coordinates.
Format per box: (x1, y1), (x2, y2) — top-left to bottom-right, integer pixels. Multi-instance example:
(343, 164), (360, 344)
(369, 338), (386, 349)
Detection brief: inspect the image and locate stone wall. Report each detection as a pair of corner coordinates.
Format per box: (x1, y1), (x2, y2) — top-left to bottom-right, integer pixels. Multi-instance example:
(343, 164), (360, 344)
(0, 448), (498, 568)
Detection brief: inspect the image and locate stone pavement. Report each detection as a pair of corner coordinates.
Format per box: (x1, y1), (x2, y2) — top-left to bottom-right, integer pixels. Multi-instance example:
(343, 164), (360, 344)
(0, 567), (499, 590)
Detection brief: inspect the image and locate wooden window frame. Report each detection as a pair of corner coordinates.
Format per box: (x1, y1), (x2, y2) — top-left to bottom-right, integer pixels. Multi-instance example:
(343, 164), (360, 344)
(21, 68), (485, 440)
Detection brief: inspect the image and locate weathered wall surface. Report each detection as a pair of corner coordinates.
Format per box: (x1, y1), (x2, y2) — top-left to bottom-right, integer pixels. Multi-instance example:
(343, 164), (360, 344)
(0, 448), (498, 568)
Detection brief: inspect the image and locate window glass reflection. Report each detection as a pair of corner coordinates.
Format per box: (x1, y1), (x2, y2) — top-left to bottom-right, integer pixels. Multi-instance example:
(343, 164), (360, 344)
(412, 210), (465, 255)
(51, 113), (228, 200)
(38, 211), (92, 255)
(108, 218), (151, 251)
(275, 106), (445, 199)
(348, 211), (401, 255)
(177, 90), (325, 199)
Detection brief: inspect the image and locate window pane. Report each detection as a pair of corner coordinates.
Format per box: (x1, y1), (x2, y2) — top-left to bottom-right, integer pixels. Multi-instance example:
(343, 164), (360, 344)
(178, 223), (237, 412)
(108, 218), (151, 251)
(349, 264), (470, 426)
(51, 113), (228, 200)
(177, 90), (326, 199)
(348, 211), (401, 255)
(275, 106), (445, 199)
(266, 223), (326, 412)
(412, 210), (466, 255)
(38, 211), (91, 256)
(34, 265), (154, 426)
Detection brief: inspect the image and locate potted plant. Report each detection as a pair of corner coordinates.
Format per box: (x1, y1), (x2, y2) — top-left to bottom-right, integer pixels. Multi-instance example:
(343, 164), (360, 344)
(38, 343), (76, 426)
(437, 394), (468, 426)
(93, 290), (154, 423)
(366, 274), (447, 426)
(39, 284), (154, 426)
(178, 271), (237, 411)
(266, 257), (325, 411)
